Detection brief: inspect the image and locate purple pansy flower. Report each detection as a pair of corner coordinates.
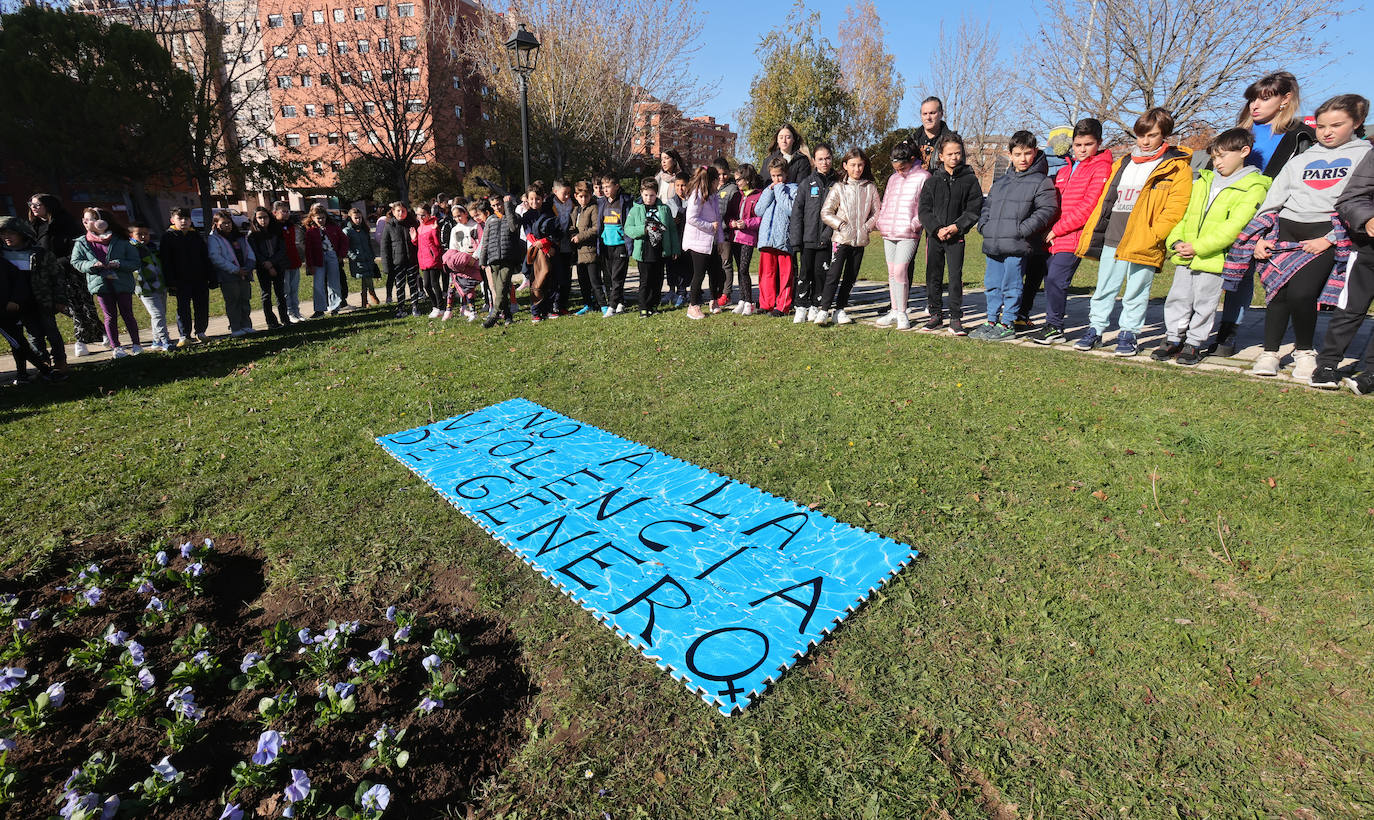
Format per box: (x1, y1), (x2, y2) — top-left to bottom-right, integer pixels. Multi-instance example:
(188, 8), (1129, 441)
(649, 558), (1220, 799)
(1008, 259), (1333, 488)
(361, 783), (391, 812)
(105, 629), (128, 646)
(83, 587), (103, 607)
(297, 628), (312, 645)
(180, 542), (194, 559)
(219, 804), (243, 820)
(126, 641), (146, 666)
(418, 696), (442, 714)
(384, 606), (397, 622)
(154, 550), (168, 567)
(368, 643), (391, 664)
(187, 562), (204, 578)
(0, 737), (15, 751)
(0, 667), (25, 691)
(421, 654), (441, 672)
(46, 681), (66, 707)
(240, 652), (262, 673)
(13, 617), (31, 632)
(152, 756), (178, 781)
(137, 580), (154, 594)
(252, 730), (281, 765)
(145, 597), (164, 613)
(393, 625), (411, 642)
(334, 681), (355, 699)
(136, 667), (155, 690)
(284, 768), (311, 803)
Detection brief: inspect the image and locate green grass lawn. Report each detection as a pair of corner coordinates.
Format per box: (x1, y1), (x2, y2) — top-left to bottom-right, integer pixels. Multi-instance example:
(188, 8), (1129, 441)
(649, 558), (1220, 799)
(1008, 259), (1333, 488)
(4, 299), (1372, 817)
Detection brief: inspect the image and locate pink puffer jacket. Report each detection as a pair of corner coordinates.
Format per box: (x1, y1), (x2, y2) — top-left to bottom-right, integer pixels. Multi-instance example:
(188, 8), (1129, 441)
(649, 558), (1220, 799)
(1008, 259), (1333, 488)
(876, 165), (930, 241)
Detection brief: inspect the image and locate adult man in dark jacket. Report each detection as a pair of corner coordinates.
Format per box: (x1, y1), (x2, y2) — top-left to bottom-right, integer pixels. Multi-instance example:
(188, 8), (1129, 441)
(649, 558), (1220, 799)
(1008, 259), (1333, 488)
(788, 143), (837, 321)
(379, 203), (420, 317)
(917, 134), (984, 333)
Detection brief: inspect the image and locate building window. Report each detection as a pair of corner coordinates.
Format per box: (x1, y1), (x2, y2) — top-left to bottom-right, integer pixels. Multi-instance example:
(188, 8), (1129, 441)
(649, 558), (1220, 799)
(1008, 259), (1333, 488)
(377, 38), (390, 52)
(273, 45), (287, 58)
(453, 105), (462, 118)
(374, 4), (387, 17)
(382, 99), (395, 111)
(297, 44), (309, 57)
(309, 133), (320, 145)
(328, 132), (341, 144)
(316, 41), (327, 55)
(343, 102), (355, 113)
(276, 75), (292, 88)
(336, 41), (348, 54)
(324, 103), (335, 115)
(331, 160), (343, 171)
(268, 13), (284, 26)
(347, 131), (359, 143)
(363, 101), (376, 114)
(312, 10), (324, 23)
(357, 39), (369, 53)
(406, 98), (422, 113)
(320, 72), (331, 85)
(254, 137), (270, 148)
(400, 35), (417, 51)
(452, 76), (460, 90)
(304, 104), (316, 117)
(301, 74), (312, 87)
(380, 69), (393, 84)
(312, 160), (324, 173)
(353, 6), (365, 18)
(407, 128), (424, 143)
(235, 20), (246, 34)
(340, 72), (352, 85)
(402, 67), (419, 83)
(367, 131), (380, 144)
(455, 133), (464, 146)
(242, 52), (254, 64)
(333, 8), (345, 21)
(397, 3), (413, 16)
(285, 133), (301, 146)
(292, 11), (304, 25)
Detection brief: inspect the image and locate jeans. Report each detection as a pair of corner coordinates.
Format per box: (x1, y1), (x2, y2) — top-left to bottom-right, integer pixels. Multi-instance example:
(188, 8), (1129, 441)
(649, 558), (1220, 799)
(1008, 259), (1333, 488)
(219, 271), (254, 333)
(312, 251), (344, 314)
(1219, 268), (1254, 325)
(925, 238), (965, 321)
(1163, 267), (1225, 346)
(1087, 246), (1156, 334)
(256, 268), (288, 326)
(1042, 252), (1081, 330)
(820, 245), (864, 310)
(138, 292), (170, 346)
(283, 265), (302, 319)
(175, 276), (210, 338)
(715, 239), (735, 300)
(982, 255), (1025, 326)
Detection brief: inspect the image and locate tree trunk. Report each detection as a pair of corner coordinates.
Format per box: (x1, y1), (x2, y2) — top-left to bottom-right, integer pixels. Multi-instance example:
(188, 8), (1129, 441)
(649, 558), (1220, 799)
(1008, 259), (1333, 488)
(196, 170), (216, 234)
(395, 166), (410, 204)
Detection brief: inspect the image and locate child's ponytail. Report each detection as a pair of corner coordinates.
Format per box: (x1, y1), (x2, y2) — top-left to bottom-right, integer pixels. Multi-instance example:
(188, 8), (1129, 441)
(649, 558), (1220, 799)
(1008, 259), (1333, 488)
(685, 165), (719, 202)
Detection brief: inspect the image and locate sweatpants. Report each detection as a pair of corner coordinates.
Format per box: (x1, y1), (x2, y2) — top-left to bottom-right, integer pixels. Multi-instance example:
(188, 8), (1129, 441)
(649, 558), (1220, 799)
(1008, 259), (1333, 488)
(65, 271), (106, 345)
(1163, 267), (1225, 347)
(1317, 249), (1374, 369)
(256, 268), (288, 326)
(219, 271), (253, 333)
(925, 238), (965, 322)
(757, 248), (794, 312)
(1264, 219), (1335, 353)
(688, 249), (722, 306)
(820, 245), (864, 311)
(797, 247), (831, 309)
(175, 276), (210, 338)
(1017, 253), (1049, 322)
(95, 291), (140, 348)
(884, 238), (918, 315)
(1087, 245), (1156, 334)
(637, 260), (665, 311)
(733, 243), (756, 303)
(982, 255), (1025, 326)
(139, 292), (171, 346)
(487, 263), (516, 317)
(394, 265), (420, 313)
(575, 261), (603, 308)
(1042, 251), (1082, 330)
(601, 245), (629, 308)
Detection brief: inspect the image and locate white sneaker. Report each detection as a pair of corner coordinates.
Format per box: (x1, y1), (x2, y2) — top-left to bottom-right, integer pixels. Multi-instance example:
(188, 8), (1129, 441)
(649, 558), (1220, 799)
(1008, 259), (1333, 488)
(732, 301), (746, 314)
(875, 311), (897, 327)
(741, 302), (755, 316)
(601, 306), (613, 318)
(129, 344), (144, 355)
(813, 309), (830, 326)
(1252, 351), (1281, 376)
(462, 308), (476, 321)
(441, 310), (452, 321)
(896, 313), (911, 331)
(806, 307), (819, 322)
(614, 303), (625, 314)
(73, 341), (90, 357)
(1290, 349), (1317, 381)
(111, 346), (128, 359)
(834, 309), (853, 325)
(793, 307), (808, 324)
(428, 308), (441, 318)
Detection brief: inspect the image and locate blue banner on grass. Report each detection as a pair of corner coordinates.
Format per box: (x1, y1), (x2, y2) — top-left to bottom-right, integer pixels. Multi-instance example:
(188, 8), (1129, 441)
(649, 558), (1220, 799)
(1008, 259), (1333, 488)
(376, 398), (918, 715)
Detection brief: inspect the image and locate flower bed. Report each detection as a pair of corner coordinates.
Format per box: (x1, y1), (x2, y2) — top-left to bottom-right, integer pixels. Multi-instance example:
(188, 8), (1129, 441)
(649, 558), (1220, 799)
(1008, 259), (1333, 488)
(0, 535), (530, 818)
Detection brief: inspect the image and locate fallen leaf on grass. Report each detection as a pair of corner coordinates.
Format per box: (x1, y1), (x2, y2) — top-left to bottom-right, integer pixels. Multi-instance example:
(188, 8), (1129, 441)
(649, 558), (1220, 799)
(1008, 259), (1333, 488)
(1264, 477), (1277, 489)
(654, 771), (667, 786)
(1091, 490), (1108, 501)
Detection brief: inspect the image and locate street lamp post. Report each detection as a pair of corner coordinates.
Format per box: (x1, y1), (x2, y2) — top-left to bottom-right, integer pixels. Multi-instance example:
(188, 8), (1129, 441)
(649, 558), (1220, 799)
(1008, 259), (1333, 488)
(504, 23), (541, 191)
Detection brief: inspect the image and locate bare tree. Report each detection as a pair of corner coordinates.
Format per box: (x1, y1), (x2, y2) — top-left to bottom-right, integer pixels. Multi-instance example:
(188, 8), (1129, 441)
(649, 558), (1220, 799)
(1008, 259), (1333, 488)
(920, 17), (1017, 182)
(836, 0), (902, 149)
(79, 0), (303, 219)
(275, 7), (441, 200)
(1026, 0), (1350, 136)
(449, 0), (713, 178)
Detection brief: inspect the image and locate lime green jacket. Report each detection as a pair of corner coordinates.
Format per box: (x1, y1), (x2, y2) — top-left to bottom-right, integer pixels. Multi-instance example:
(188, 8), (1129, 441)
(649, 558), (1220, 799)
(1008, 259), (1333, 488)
(1165, 169), (1272, 273)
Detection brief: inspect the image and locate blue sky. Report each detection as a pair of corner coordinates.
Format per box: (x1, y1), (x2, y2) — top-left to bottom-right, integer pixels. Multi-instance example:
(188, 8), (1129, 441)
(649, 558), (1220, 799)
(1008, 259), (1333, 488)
(689, 0), (1374, 139)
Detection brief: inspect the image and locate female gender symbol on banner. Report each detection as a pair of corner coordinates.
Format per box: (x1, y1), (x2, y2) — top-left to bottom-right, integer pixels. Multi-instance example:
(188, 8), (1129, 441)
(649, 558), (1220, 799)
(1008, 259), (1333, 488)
(376, 398), (919, 715)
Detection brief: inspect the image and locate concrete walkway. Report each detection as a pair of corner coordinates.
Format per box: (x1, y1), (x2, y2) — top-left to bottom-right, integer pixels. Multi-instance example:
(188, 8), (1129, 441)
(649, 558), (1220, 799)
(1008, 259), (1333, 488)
(6, 273), (1371, 388)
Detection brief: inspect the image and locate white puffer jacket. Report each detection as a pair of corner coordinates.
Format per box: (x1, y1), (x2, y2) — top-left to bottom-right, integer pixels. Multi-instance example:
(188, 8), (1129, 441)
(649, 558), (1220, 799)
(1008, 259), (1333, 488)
(821, 178), (881, 247)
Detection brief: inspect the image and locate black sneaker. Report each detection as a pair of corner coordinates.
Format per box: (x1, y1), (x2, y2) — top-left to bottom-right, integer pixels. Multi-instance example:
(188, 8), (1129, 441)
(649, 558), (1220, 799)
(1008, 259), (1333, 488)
(1175, 344), (1203, 366)
(1031, 326), (1064, 345)
(1212, 322), (1238, 357)
(1308, 366), (1341, 389)
(1343, 373), (1374, 395)
(1012, 318), (1036, 334)
(481, 313), (499, 329)
(1151, 340), (1183, 361)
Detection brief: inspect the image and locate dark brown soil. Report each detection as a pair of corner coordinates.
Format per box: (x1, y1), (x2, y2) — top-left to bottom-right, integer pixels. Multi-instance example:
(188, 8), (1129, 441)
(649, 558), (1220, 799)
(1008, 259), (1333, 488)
(0, 534), (531, 818)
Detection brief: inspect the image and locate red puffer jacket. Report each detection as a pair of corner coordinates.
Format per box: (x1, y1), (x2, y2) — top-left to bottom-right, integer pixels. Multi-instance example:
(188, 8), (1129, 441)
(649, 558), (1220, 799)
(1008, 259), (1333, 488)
(1048, 148), (1113, 255)
(416, 216), (442, 270)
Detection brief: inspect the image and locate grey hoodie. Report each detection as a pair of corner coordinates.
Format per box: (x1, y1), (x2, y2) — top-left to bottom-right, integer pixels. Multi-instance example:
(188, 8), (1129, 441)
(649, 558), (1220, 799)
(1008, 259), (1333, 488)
(1258, 137), (1372, 222)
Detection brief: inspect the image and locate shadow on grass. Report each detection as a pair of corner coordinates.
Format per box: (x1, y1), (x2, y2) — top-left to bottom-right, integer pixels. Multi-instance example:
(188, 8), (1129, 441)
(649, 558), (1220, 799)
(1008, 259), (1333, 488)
(0, 309), (400, 422)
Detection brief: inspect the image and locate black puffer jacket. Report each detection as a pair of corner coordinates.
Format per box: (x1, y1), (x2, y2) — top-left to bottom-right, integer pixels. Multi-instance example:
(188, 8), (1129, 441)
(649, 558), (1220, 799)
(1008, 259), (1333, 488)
(977, 151), (1058, 257)
(788, 169), (837, 250)
(918, 163), (984, 238)
(159, 228), (212, 286)
(379, 214), (419, 274)
(480, 204), (522, 267)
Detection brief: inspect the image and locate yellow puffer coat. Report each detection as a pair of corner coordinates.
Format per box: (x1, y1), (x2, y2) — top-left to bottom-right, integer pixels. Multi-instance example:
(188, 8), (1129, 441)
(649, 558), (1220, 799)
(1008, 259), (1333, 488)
(1076, 146), (1193, 269)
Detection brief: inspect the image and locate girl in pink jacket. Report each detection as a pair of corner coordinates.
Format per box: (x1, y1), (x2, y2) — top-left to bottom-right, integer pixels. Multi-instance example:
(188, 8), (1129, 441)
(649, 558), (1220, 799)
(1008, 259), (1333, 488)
(682, 165), (725, 320)
(726, 164), (762, 314)
(415, 204), (445, 316)
(875, 143), (930, 329)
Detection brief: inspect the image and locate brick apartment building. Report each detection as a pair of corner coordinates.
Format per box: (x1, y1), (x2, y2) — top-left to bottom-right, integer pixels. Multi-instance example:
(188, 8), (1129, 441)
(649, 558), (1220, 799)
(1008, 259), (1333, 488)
(632, 98), (737, 168)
